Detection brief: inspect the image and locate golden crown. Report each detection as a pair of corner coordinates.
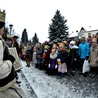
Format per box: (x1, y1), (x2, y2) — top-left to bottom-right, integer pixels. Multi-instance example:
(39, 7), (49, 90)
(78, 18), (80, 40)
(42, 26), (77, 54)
(0, 9), (6, 22)
(6, 33), (12, 38)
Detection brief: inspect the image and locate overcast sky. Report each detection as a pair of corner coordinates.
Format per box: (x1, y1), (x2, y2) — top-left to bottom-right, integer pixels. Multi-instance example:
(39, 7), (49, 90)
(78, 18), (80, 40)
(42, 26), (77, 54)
(0, 0), (98, 42)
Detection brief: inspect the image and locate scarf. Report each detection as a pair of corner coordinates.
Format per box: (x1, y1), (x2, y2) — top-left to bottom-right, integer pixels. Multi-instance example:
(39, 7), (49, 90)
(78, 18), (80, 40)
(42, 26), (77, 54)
(50, 53), (57, 59)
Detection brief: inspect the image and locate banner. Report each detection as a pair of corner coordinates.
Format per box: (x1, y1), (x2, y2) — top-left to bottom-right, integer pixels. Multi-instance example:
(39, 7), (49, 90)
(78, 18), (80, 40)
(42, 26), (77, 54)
(8, 47), (23, 71)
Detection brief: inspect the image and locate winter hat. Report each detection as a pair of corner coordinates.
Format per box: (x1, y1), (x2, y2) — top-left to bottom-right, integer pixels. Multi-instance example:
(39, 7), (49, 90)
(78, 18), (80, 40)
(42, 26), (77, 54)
(12, 34), (19, 39)
(52, 44), (57, 49)
(59, 42), (65, 49)
(0, 9), (6, 29)
(36, 43), (41, 48)
(63, 40), (68, 46)
(70, 41), (75, 45)
(44, 45), (50, 50)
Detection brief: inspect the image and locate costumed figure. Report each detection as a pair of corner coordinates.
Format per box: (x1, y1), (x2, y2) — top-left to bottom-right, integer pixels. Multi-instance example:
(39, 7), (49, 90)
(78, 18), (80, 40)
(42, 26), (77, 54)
(42, 45), (50, 71)
(57, 43), (68, 78)
(47, 48), (58, 75)
(69, 41), (79, 76)
(36, 43), (43, 69)
(0, 9), (26, 98)
(25, 45), (31, 67)
(32, 46), (37, 65)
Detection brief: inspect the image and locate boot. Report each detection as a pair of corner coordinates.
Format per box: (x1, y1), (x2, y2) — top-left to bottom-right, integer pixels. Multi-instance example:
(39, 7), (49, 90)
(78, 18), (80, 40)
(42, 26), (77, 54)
(59, 73), (65, 78)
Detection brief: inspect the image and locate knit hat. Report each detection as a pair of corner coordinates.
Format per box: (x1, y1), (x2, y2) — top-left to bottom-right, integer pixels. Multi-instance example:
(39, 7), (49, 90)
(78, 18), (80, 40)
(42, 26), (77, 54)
(36, 43), (41, 48)
(59, 42), (65, 49)
(52, 44), (57, 49)
(44, 45), (50, 50)
(70, 41), (75, 45)
(63, 40), (68, 46)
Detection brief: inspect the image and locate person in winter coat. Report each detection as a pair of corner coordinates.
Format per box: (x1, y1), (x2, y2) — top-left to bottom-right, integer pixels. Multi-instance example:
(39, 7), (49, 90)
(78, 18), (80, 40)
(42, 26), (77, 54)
(0, 10), (26, 98)
(78, 37), (90, 75)
(69, 41), (79, 76)
(95, 32), (98, 44)
(32, 46), (37, 65)
(25, 46), (32, 67)
(36, 43), (43, 69)
(47, 48), (58, 75)
(89, 38), (98, 77)
(52, 43), (59, 55)
(42, 45), (50, 71)
(63, 40), (70, 73)
(57, 42), (68, 78)
(12, 35), (20, 56)
(87, 33), (92, 47)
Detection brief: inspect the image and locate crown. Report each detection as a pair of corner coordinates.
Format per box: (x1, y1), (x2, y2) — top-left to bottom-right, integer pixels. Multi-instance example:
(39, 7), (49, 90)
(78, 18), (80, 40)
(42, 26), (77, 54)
(6, 33), (12, 38)
(0, 9), (6, 23)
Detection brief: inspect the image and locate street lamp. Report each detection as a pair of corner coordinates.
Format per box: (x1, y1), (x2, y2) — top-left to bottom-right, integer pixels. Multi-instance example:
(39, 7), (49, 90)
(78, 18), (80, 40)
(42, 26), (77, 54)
(9, 24), (13, 35)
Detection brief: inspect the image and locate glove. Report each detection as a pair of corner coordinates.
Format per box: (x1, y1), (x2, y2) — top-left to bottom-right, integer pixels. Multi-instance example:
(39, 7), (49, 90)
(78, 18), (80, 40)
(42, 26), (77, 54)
(8, 55), (15, 64)
(48, 64), (50, 68)
(86, 56), (89, 60)
(74, 58), (77, 61)
(55, 65), (57, 69)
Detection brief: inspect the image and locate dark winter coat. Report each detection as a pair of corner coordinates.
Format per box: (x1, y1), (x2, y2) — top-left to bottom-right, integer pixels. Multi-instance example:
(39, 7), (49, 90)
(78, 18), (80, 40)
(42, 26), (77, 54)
(42, 50), (50, 65)
(57, 51), (68, 63)
(36, 47), (44, 64)
(70, 48), (78, 65)
(25, 48), (31, 58)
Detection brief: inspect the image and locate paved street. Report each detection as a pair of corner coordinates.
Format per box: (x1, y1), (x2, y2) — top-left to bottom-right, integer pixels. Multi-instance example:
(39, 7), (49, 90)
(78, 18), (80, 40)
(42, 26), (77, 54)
(18, 70), (38, 98)
(19, 60), (98, 98)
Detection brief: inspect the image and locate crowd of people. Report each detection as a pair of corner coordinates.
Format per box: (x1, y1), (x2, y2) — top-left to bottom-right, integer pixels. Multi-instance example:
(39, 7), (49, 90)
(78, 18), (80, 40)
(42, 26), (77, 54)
(20, 33), (98, 78)
(0, 9), (98, 98)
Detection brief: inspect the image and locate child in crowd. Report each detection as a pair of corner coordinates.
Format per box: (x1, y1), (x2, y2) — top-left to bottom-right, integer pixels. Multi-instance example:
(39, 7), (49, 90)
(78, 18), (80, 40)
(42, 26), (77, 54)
(57, 43), (68, 78)
(25, 46), (31, 67)
(69, 41), (79, 76)
(42, 45), (50, 71)
(36, 43), (43, 69)
(47, 48), (58, 75)
(32, 46), (37, 66)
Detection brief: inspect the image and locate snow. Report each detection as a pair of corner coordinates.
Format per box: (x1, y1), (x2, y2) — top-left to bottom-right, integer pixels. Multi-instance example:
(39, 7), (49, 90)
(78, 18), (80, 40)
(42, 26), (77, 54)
(69, 32), (78, 38)
(18, 69), (37, 98)
(19, 60), (98, 98)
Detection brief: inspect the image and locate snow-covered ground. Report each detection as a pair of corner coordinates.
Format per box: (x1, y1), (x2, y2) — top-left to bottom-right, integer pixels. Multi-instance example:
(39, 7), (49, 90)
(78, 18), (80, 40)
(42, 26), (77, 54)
(19, 60), (98, 98)
(18, 70), (37, 98)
